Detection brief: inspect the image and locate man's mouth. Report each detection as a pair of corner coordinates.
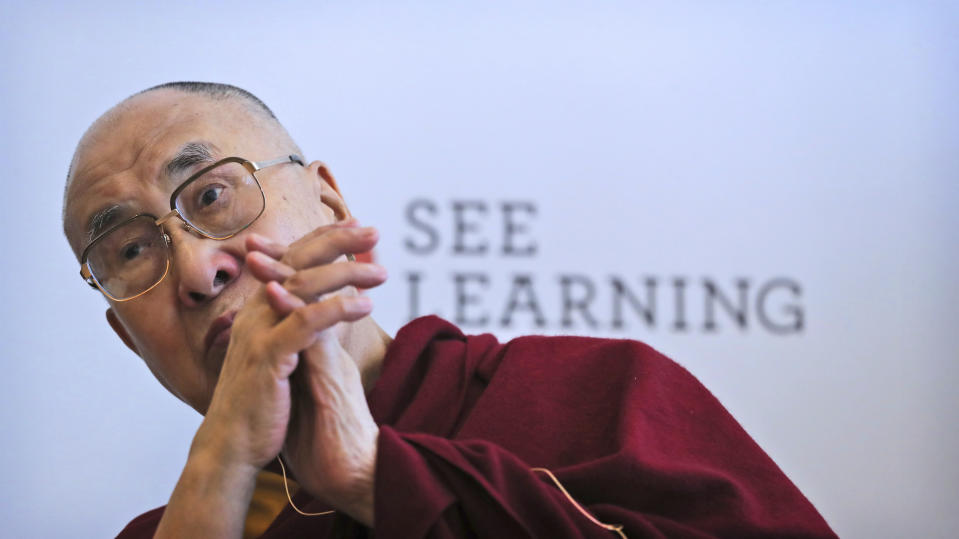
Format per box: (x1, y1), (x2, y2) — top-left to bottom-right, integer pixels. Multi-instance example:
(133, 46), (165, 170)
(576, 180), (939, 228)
(204, 310), (237, 358)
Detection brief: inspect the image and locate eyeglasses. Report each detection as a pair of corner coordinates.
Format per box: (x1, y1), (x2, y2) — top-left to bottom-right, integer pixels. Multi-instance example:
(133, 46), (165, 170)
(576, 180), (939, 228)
(79, 154), (304, 301)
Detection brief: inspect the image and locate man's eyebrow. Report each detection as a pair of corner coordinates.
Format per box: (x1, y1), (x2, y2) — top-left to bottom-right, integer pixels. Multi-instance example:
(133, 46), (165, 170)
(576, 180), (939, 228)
(86, 204), (124, 244)
(165, 141), (216, 179)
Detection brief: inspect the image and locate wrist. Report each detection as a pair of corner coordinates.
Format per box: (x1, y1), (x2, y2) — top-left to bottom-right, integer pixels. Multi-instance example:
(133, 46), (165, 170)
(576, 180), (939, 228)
(155, 427), (260, 539)
(332, 427), (379, 526)
(190, 417), (262, 479)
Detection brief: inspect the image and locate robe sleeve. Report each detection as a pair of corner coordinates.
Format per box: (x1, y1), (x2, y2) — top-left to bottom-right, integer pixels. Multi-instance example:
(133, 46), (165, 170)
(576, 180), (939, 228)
(376, 427), (637, 538)
(370, 336), (837, 539)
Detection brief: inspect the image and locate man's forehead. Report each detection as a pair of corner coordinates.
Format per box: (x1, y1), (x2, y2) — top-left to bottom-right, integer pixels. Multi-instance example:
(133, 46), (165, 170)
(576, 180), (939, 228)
(64, 91), (267, 253)
(75, 91), (252, 170)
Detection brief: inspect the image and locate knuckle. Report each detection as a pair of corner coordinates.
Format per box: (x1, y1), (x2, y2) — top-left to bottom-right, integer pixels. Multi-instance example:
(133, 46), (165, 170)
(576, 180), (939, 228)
(288, 235), (306, 250)
(248, 337), (269, 360)
(330, 295), (351, 317)
(335, 227), (356, 245)
(292, 307), (313, 326)
(282, 250), (302, 269)
(284, 272), (304, 292)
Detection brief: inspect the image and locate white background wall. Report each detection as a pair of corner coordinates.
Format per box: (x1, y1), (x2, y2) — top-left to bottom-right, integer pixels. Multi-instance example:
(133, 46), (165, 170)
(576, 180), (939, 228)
(1, 1), (957, 537)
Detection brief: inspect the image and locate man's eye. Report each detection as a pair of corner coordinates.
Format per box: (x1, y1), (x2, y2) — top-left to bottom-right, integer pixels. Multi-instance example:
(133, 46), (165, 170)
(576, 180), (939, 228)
(121, 243), (143, 260)
(199, 185), (225, 207)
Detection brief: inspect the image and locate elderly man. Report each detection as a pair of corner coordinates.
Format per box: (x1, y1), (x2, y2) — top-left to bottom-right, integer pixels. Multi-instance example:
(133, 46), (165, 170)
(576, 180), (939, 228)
(63, 82), (835, 538)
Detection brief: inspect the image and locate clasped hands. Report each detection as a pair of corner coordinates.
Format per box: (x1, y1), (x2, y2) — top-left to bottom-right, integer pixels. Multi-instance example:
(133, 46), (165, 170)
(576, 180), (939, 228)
(198, 219), (386, 526)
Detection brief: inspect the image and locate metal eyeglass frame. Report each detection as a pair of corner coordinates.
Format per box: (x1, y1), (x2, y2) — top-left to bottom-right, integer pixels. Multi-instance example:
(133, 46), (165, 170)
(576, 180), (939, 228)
(79, 154), (304, 302)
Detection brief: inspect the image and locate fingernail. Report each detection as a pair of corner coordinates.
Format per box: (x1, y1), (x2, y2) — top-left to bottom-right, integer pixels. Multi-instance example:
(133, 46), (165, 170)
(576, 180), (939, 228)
(248, 251), (271, 263)
(249, 233), (276, 248)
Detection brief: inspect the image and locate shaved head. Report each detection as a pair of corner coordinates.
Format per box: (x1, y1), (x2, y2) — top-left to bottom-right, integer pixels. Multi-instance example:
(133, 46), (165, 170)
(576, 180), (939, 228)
(135, 81), (278, 121)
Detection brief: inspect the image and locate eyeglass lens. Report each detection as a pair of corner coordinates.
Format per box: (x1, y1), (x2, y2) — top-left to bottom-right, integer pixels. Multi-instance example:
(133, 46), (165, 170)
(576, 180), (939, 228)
(174, 161), (264, 239)
(86, 215), (170, 299)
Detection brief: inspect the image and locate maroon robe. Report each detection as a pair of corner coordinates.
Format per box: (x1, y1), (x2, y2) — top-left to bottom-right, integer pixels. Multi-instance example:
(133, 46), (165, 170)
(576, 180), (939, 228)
(118, 316), (836, 538)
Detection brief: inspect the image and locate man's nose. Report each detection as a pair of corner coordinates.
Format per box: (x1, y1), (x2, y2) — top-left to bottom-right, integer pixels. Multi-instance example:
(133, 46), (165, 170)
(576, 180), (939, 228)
(168, 229), (241, 307)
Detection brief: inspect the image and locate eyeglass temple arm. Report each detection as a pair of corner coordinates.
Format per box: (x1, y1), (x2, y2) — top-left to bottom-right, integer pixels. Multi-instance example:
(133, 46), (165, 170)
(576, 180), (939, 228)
(250, 154), (304, 171)
(249, 153), (354, 262)
(80, 264), (98, 289)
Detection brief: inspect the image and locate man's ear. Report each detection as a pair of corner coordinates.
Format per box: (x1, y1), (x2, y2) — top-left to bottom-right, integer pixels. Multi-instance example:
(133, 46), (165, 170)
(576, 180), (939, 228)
(308, 160), (351, 221)
(106, 308), (141, 356)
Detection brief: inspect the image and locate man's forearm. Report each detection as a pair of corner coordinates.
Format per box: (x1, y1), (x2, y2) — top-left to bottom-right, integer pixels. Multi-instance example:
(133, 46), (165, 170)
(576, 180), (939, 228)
(154, 434), (259, 539)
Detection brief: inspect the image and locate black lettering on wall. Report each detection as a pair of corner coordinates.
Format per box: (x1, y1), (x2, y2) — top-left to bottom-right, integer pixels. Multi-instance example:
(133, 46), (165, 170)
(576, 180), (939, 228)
(453, 273), (489, 326)
(452, 200), (489, 255)
(500, 274), (546, 328)
(704, 278), (750, 331)
(611, 277), (657, 329)
(757, 278), (804, 334)
(560, 274), (598, 328)
(402, 198), (807, 338)
(404, 199), (439, 255)
(406, 271), (423, 321)
(501, 201), (537, 256)
(672, 277), (688, 332)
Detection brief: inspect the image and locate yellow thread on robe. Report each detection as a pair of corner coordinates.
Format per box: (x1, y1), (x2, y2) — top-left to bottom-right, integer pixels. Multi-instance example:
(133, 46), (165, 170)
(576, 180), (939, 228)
(531, 467), (627, 539)
(277, 457), (336, 517)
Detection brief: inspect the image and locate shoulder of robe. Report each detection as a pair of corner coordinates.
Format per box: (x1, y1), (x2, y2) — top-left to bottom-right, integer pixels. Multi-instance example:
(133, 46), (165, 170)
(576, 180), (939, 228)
(115, 505), (165, 539)
(494, 332), (686, 381)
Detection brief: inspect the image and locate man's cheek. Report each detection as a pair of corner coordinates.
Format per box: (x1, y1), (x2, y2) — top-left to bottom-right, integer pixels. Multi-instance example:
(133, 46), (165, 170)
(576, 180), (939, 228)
(258, 196), (331, 244)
